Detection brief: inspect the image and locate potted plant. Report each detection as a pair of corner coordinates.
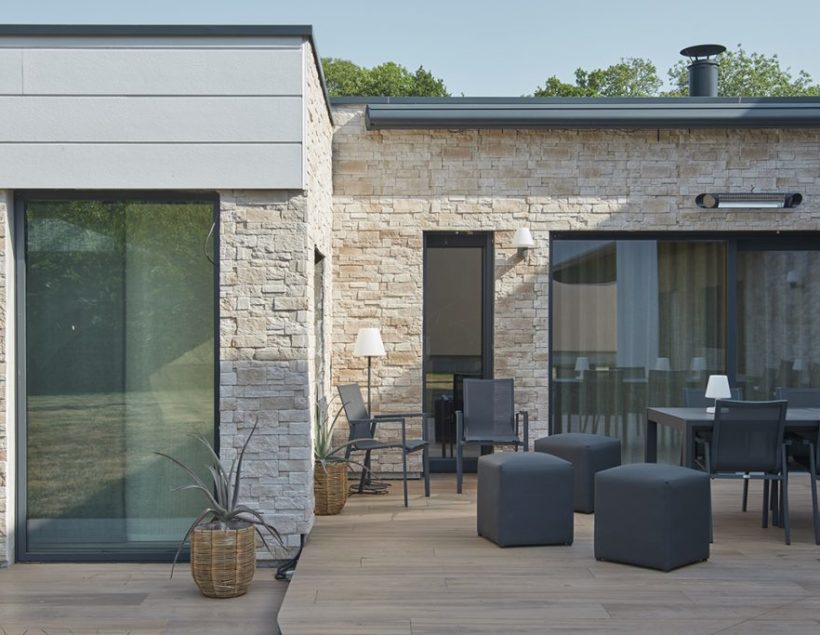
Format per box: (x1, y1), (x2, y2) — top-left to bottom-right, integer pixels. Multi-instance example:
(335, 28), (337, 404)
(313, 398), (360, 515)
(155, 422), (281, 598)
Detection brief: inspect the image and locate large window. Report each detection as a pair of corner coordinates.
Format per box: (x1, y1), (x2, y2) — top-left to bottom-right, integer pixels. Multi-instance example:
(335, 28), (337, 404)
(551, 234), (820, 464)
(19, 194), (217, 560)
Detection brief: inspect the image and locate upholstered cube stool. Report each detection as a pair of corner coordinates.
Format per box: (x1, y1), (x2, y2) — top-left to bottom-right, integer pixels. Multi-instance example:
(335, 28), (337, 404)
(534, 433), (621, 513)
(594, 463), (710, 571)
(477, 452), (574, 547)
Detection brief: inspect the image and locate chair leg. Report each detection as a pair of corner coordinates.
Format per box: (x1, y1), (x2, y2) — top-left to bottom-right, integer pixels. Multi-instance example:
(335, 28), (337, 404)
(742, 476), (749, 512)
(358, 450), (371, 494)
(402, 449), (409, 507)
(708, 479), (714, 543)
(456, 441), (464, 494)
(781, 445), (790, 545)
(456, 412), (464, 494)
(771, 478), (780, 527)
(809, 444), (819, 545)
(423, 445), (431, 498)
(762, 479), (769, 529)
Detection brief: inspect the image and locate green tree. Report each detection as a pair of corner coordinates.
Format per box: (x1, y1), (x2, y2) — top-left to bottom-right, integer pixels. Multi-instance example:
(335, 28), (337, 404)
(321, 57), (449, 97)
(534, 58), (662, 97)
(533, 47), (820, 97)
(666, 45), (820, 96)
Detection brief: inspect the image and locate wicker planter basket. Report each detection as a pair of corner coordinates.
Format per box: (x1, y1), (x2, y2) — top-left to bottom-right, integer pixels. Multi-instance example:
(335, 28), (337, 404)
(314, 462), (348, 515)
(190, 522), (256, 598)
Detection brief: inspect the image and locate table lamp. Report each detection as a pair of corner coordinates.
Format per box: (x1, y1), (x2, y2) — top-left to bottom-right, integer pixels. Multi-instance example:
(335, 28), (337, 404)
(705, 374), (731, 414)
(353, 327), (386, 414)
(574, 356), (590, 378)
(654, 357), (671, 371)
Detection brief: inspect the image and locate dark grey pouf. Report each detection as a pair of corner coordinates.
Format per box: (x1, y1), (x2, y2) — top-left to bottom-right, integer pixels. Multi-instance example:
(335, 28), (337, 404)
(477, 452), (574, 547)
(534, 433), (621, 513)
(594, 463), (710, 572)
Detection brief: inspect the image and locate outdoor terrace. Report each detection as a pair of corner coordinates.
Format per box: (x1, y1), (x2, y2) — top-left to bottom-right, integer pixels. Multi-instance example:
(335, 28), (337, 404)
(1, 474), (819, 634)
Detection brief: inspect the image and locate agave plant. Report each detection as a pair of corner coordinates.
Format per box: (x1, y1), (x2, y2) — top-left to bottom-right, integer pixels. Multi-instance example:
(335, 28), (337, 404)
(155, 422), (282, 575)
(314, 396), (364, 471)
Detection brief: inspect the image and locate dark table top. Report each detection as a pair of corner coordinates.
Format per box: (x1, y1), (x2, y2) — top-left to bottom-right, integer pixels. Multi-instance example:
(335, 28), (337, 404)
(647, 406), (820, 425)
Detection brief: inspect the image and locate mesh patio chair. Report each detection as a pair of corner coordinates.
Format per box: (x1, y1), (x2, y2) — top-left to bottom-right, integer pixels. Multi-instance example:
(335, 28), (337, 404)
(776, 387), (820, 544)
(695, 399), (790, 544)
(455, 378), (529, 494)
(337, 383), (430, 507)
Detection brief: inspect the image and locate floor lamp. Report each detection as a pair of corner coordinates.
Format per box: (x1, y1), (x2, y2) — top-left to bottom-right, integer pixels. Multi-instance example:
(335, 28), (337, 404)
(353, 327), (385, 415)
(353, 327), (386, 493)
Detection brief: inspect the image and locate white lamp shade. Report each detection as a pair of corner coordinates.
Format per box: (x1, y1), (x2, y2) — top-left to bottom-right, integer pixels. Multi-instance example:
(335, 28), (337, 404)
(654, 357), (671, 371)
(353, 327), (386, 357)
(793, 358), (805, 371)
(690, 357), (706, 372)
(574, 356), (590, 372)
(512, 228), (535, 249)
(705, 374), (732, 400)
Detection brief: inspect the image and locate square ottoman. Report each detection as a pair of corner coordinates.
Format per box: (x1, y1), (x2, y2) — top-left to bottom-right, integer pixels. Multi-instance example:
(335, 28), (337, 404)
(534, 433), (621, 513)
(477, 452), (574, 547)
(594, 463), (710, 571)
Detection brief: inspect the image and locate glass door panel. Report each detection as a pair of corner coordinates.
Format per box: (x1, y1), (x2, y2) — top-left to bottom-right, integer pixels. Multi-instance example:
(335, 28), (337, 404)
(23, 197), (216, 559)
(423, 233), (492, 470)
(737, 247), (820, 399)
(551, 239), (727, 463)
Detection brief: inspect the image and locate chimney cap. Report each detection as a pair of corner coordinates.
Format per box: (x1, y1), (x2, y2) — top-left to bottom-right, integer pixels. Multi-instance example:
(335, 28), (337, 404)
(680, 44), (726, 60)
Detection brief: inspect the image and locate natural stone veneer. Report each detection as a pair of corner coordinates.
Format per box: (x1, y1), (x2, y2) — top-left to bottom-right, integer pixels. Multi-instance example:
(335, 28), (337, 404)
(217, 43), (333, 559)
(331, 104), (820, 475)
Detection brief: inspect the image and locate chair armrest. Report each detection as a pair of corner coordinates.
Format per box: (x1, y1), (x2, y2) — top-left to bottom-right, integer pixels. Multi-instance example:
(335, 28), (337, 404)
(373, 412), (428, 420)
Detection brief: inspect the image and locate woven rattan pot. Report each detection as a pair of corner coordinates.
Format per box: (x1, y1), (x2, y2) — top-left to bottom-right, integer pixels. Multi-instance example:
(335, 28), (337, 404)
(190, 522), (256, 598)
(314, 462), (348, 515)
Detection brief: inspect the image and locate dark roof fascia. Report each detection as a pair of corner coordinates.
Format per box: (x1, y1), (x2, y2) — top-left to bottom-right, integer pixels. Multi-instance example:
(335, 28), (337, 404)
(352, 97), (820, 130)
(0, 24), (334, 124)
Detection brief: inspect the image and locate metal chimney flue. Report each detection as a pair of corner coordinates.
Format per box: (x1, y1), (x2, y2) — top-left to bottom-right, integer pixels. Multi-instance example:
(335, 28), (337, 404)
(680, 44), (726, 96)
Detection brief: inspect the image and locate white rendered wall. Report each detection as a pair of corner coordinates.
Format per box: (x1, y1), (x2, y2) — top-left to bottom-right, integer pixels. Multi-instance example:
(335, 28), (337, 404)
(0, 35), (305, 189)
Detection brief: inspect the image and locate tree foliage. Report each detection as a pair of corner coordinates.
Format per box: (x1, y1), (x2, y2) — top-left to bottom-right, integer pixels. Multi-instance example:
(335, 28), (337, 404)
(666, 46), (820, 97)
(534, 47), (820, 97)
(322, 57), (449, 97)
(534, 58), (662, 97)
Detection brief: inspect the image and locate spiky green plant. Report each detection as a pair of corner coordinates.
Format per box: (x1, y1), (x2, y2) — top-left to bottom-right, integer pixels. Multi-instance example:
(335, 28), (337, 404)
(155, 422), (282, 576)
(314, 397), (365, 473)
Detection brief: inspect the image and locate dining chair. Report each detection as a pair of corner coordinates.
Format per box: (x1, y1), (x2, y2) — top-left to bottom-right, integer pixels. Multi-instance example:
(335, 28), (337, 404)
(695, 399), (790, 544)
(338, 383), (430, 507)
(455, 378), (528, 494)
(776, 388), (820, 544)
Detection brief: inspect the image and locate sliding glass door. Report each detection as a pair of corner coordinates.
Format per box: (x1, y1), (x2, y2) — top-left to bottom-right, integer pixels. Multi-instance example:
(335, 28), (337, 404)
(737, 240), (820, 399)
(19, 194), (217, 560)
(551, 238), (727, 463)
(550, 233), (820, 464)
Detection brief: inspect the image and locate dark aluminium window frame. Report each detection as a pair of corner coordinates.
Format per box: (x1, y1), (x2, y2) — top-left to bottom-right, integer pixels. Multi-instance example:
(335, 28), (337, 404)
(547, 230), (820, 435)
(14, 190), (221, 563)
(422, 231), (495, 470)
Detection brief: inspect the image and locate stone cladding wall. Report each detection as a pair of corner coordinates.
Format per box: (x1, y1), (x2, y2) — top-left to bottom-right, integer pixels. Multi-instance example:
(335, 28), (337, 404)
(216, 43), (333, 559)
(331, 104), (820, 474)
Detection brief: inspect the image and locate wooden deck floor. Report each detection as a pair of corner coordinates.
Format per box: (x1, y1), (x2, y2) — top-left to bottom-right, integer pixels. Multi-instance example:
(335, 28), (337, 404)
(279, 474), (820, 635)
(0, 562), (286, 634)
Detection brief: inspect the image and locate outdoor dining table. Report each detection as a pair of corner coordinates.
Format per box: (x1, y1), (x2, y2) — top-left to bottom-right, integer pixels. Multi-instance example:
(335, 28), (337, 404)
(645, 406), (820, 468)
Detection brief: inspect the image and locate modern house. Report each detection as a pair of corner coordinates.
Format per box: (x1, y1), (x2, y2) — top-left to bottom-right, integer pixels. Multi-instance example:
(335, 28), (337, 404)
(1, 25), (819, 564)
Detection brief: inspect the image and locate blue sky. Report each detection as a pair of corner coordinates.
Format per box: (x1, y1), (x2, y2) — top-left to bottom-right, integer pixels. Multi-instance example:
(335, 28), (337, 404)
(3, 0), (820, 96)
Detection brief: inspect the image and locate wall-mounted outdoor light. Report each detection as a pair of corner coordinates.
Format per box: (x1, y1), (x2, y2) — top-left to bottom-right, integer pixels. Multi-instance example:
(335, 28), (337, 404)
(512, 228), (535, 255)
(696, 192), (803, 209)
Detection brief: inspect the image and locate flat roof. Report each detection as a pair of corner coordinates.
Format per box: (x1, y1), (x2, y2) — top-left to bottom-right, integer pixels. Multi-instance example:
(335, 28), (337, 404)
(0, 24), (334, 123)
(329, 96), (820, 130)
